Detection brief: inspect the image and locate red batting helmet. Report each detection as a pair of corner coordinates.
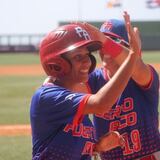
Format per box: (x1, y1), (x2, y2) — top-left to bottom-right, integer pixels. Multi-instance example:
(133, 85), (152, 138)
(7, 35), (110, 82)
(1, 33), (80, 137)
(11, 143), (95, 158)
(40, 24), (102, 77)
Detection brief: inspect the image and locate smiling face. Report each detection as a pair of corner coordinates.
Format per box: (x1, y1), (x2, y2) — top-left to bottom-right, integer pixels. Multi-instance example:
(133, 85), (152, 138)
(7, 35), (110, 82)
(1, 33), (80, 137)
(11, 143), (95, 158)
(64, 46), (91, 84)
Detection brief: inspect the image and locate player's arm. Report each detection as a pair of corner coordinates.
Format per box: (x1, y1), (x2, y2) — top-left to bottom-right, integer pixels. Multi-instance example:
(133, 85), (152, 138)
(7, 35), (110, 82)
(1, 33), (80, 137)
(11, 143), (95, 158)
(84, 14), (139, 114)
(124, 12), (151, 87)
(84, 49), (136, 114)
(106, 12), (151, 87)
(113, 52), (151, 87)
(130, 57), (151, 87)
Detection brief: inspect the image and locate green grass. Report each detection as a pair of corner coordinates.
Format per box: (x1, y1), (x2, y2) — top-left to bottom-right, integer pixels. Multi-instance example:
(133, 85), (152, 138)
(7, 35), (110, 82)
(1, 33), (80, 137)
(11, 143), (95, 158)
(142, 51), (160, 63)
(0, 75), (45, 124)
(0, 136), (31, 160)
(0, 53), (39, 65)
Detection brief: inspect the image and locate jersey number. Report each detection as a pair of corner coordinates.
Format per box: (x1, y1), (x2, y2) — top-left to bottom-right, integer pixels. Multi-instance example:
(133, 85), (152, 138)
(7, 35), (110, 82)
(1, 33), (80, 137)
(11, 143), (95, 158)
(122, 129), (141, 155)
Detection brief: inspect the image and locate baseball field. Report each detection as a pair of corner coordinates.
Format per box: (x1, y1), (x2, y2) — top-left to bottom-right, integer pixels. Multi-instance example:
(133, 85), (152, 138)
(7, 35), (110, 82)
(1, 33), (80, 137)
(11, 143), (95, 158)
(0, 51), (159, 160)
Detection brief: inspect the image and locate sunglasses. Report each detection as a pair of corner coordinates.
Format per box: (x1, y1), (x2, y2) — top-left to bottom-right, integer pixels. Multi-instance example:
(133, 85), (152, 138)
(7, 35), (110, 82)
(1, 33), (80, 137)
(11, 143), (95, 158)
(104, 33), (130, 48)
(109, 36), (130, 48)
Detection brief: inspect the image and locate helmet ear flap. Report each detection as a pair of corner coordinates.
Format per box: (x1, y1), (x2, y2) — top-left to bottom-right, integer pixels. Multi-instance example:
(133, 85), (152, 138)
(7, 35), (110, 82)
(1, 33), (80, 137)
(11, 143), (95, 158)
(43, 56), (71, 77)
(89, 54), (96, 73)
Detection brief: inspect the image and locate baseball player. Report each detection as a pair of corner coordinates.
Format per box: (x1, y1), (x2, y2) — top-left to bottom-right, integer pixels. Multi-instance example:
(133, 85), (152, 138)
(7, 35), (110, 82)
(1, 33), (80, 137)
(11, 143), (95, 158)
(30, 12), (139, 160)
(89, 12), (160, 160)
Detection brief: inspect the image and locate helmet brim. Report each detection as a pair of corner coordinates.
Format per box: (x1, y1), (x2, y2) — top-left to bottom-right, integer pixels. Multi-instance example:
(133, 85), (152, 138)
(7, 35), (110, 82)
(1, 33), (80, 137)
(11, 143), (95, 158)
(57, 40), (102, 55)
(103, 32), (122, 39)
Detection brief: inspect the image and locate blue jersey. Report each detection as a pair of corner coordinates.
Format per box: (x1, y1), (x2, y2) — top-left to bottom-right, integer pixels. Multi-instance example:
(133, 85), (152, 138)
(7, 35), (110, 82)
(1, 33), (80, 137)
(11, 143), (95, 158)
(88, 66), (160, 160)
(30, 84), (96, 160)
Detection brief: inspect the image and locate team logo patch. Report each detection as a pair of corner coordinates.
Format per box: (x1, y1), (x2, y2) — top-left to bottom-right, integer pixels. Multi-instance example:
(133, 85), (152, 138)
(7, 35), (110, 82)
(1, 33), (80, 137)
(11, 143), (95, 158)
(75, 26), (91, 40)
(65, 94), (76, 100)
(102, 21), (113, 31)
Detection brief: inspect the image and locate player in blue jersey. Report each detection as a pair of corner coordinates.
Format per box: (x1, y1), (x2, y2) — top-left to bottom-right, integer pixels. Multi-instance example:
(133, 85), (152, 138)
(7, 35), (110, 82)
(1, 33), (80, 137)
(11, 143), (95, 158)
(30, 12), (140, 160)
(90, 12), (160, 160)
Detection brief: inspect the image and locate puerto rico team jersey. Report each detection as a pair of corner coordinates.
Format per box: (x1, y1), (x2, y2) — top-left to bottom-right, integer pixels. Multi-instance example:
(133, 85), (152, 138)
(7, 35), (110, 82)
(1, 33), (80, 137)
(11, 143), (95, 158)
(88, 67), (160, 160)
(30, 84), (96, 160)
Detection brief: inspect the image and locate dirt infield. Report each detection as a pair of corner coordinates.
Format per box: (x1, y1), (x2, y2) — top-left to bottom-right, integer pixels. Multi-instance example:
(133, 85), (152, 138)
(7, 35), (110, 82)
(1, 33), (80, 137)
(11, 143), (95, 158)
(0, 64), (45, 76)
(0, 63), (160, 136)
(0, 125), (31, 136)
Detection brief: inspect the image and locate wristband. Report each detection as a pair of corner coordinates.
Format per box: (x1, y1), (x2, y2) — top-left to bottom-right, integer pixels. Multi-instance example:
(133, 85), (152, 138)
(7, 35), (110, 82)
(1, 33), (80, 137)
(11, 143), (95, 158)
(101, 39), (123, 58)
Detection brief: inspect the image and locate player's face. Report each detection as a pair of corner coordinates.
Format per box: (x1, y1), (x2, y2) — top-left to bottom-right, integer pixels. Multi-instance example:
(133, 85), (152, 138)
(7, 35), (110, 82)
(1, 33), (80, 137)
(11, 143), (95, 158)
(100, 35), (129, 78)
(65, 47), (91, 83)
(101, 54), (119, 78)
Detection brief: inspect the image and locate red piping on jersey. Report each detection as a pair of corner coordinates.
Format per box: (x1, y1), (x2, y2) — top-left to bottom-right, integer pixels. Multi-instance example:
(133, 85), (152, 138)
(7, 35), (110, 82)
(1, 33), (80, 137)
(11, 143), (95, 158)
(138, 65), (154, 90)
(72, 94), (91, 129)
(102, 67), (109, 81)
(86, 82), (92, 94)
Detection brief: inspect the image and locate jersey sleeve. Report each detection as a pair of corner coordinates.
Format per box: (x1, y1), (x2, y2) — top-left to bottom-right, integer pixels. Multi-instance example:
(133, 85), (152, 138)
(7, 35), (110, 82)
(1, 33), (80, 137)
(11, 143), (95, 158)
(31, 86), (91, 127)
(134, 65), (159, 110)
(43, 89), (89, 123)
(139, 65), (159, 93)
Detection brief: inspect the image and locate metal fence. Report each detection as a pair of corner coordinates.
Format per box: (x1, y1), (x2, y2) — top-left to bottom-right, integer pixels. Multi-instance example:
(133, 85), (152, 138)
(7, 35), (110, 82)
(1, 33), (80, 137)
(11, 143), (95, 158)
(0, 34), (44, 53)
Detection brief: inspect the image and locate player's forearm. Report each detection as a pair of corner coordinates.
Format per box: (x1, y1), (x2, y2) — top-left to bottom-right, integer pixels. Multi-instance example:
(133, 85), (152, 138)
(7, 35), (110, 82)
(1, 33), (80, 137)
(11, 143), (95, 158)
(115, 51), (152, 86)
(85, 51), (137, 114)
(113, 47), (130, 65)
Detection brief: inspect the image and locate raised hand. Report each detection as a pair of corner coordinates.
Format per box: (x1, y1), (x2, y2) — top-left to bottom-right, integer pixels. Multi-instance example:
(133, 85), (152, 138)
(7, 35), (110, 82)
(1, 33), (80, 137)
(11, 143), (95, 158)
(123, 11), (140, 57)
(72, 21), (106, 43)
